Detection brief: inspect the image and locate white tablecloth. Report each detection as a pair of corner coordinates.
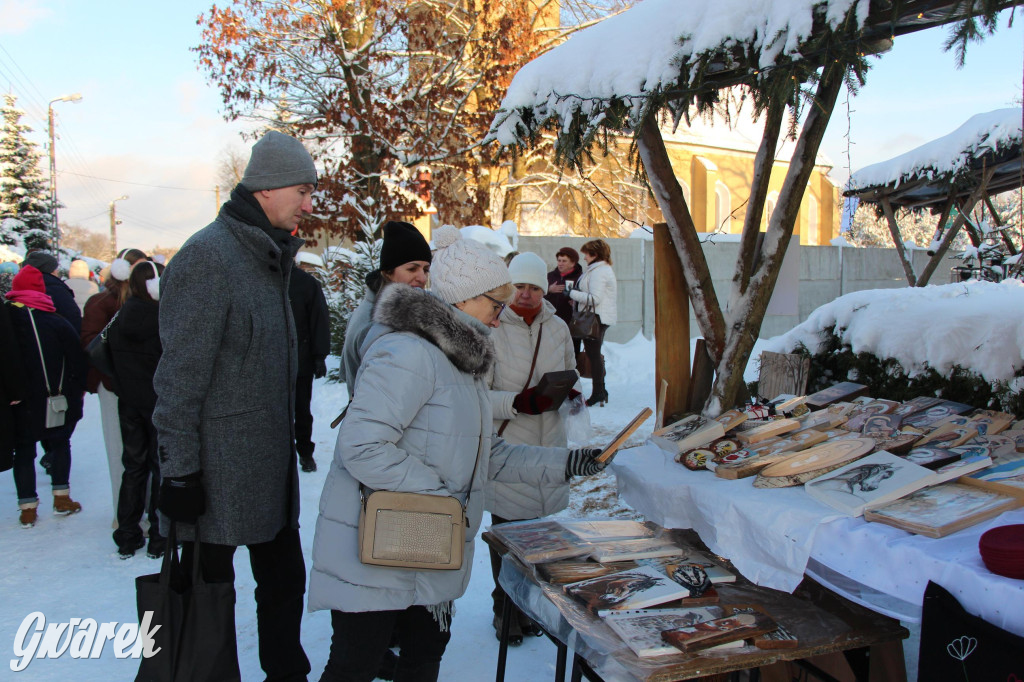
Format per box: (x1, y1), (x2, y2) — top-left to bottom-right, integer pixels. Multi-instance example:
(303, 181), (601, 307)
(612, 443), (1024, 636)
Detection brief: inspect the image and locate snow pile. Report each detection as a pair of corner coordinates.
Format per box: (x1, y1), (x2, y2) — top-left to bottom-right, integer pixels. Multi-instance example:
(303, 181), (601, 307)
(848, 108), (1023, 191)
(489, 0), (867, 145)
(760, 280), (1024, 382)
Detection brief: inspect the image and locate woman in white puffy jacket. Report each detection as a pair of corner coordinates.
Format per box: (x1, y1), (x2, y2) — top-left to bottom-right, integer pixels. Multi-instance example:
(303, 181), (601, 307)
(485, 252), (578, 644)
(568, 239), (617, 406)
(310, 228), (605, 682)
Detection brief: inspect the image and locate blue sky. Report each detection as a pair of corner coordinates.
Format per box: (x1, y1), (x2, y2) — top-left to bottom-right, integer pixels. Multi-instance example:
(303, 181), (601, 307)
(0, 1), (1020, 251)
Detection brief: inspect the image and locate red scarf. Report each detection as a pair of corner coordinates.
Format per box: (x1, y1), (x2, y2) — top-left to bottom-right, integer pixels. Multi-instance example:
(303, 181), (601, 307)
(5, 289), (56, 312)
(511, 303), (541, 326)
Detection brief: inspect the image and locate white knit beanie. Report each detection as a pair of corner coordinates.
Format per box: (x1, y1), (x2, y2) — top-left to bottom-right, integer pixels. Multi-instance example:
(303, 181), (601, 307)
(507, 252), (548, 290)
(430, 225), (511, 304)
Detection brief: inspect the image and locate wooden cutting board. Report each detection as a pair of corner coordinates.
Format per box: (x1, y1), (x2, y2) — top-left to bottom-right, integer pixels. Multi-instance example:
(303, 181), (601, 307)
(752, 438), (875, 489)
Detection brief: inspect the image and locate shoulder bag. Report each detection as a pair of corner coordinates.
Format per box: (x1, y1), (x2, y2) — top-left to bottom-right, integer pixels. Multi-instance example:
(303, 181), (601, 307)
(570, 298), (601, 341)
(357, 423), (485, 571)
(86, 310), (120, 380)
(27, 309), (68, 429)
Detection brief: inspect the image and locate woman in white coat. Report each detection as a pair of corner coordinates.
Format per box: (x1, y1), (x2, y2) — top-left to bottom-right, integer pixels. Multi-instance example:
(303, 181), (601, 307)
(486, 251), (578, 643)
(310, 227), (605, 682)
(568, 239), (617, 406)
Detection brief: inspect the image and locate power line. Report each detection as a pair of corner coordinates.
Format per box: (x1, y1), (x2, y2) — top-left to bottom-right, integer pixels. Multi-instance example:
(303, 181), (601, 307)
(59, 170), (216, 192)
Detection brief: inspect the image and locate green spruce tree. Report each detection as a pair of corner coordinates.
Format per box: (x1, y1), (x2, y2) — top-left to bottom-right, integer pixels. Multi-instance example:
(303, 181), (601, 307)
(1, 93), (55, 249)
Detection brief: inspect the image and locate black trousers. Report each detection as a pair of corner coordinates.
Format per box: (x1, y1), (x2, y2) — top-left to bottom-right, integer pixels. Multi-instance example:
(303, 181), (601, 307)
(113, 400), (160, 547)
(321, 606), (451, 682)
(295, 373), (315, 458)
(181, 526), (311, 682)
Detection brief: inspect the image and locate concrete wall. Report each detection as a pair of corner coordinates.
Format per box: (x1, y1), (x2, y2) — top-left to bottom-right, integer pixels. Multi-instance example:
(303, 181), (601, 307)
(516, 236), (958, 344)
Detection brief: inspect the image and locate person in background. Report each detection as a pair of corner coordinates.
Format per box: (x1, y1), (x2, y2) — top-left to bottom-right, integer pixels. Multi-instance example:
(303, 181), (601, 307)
(289, 253), (330, 473)
(309, 226), (605, 682)
(545, 246), (583, 328)
(154, 130), (315, 680)
(1, 295), (26, 476)
(0, 261), (20, 296)
(340, 220), (432, 398)
(568, 239), (617, 407)
(486, 251), (579, 644)
(81, 247), (149, 525)
(23, 250), (81, 333)
(107, 260), (165, 559)
(5, 265), (87, 527)
(65, 259), (98, 313)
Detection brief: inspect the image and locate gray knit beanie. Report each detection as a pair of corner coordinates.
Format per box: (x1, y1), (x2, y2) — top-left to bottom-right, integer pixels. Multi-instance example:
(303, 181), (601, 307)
(23, 250), (59, 274)
(429, 225), (510, 304)
(241, 131), (318, 191)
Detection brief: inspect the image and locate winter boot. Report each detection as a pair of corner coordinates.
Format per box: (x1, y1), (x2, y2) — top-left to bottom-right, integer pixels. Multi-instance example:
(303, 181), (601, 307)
(492, 613), (524, 646)
(19, 502), (38, 529)
(53, 490), (82, 516)
(147, 534), (167, 559)
(117, 537), (146, 560)
(299, 454), (317, 473)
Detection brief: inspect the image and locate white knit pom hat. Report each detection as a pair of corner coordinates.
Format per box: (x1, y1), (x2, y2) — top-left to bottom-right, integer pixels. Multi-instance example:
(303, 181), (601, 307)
(507, 252), (548, 290)
(429, 225), (510, 304)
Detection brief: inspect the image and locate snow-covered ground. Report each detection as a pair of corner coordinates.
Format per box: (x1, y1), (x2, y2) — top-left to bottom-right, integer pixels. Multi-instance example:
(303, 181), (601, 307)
(0, 334), (660, 680)
(1, 331), (923, 679)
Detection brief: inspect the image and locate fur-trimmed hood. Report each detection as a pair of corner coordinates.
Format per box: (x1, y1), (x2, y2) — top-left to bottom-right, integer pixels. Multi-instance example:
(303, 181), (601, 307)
(373, 283), (495, 375)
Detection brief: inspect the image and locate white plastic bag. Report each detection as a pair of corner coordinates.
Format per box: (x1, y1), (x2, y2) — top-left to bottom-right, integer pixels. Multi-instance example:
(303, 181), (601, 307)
(560, 394), (592, 445)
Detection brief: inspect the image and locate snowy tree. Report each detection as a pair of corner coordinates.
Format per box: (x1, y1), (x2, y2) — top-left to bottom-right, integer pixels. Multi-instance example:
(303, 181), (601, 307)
(0, 93), (55, 250)
(194, 0), (637, 243)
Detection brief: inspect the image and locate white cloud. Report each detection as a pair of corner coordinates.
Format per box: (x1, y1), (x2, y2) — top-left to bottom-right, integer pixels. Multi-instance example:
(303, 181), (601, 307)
(0, 0), (52, 34)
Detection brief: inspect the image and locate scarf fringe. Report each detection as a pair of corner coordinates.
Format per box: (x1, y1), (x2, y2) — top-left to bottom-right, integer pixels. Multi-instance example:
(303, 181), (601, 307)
(427, 601), (454, 632)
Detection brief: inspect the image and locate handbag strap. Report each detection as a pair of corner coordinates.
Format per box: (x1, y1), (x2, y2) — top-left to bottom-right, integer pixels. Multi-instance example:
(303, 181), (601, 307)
(497, 322), (544, 437)
(27, 308), (64, 396)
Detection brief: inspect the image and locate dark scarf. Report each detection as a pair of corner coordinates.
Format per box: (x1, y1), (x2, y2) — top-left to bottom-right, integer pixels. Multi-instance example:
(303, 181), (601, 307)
(222, 184), (294, 255)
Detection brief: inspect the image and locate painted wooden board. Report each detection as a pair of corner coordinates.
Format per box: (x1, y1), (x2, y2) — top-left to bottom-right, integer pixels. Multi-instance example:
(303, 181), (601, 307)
(713, 409), (748, 433)
(917, 422), (978, 448)
(714, 449), (801, 480)
(804, 382), (869, 409)
(736, 418), (800, 445)
(794, 410), (848, 433)
(752, 438), (875, 489)
(757, 351), (810, 402)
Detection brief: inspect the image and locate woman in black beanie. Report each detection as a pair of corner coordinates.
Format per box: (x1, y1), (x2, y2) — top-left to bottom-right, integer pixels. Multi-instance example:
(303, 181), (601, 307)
(340, 221), (432, 396)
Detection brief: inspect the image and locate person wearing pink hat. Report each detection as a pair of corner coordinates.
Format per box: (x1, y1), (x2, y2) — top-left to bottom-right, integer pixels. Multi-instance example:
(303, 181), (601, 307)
(4, 265), (87, 527)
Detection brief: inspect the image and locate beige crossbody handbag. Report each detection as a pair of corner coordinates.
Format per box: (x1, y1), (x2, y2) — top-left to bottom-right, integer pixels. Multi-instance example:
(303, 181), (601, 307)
(356, 402), (484, 571)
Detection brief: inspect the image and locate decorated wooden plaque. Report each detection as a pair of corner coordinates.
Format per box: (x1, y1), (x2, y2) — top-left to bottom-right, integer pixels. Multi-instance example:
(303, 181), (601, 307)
(713, 409), (748, 433)
(752, 438), (875, 488)
(805, 382), (869, 410)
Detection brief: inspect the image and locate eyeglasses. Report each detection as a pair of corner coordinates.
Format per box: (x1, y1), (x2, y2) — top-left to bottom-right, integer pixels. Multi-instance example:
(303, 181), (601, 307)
(481, 293), (507, 317)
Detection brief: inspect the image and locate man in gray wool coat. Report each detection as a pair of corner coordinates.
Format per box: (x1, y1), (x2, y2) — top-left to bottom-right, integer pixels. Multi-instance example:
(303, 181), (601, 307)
(153, 130), (315, 681)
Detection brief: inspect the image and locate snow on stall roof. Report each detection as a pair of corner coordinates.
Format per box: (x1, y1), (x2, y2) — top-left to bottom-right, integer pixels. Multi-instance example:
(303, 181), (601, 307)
(848, 108), (1023, 191)
(759, 280), (1024, 383)
(489, 0), (867, 145)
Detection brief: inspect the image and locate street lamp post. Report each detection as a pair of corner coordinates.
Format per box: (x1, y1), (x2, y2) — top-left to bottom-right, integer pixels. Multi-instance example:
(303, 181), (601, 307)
(109, 195), (129, 261)
(48, 93), (83, 253)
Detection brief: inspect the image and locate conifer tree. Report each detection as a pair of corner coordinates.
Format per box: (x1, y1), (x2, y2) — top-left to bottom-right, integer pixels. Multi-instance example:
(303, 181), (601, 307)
(0, 93), (55, 249)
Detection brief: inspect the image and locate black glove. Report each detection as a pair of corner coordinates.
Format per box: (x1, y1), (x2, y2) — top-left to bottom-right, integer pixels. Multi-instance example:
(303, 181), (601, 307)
(159, 472), (205, 524)
(565, 448), (606, 478)
(314, 358), (327, 379)
(513, 387), (555, 415)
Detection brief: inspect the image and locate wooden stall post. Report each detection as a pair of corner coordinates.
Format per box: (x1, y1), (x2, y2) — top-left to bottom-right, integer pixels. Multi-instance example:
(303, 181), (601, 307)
(654, 223), (690, 427)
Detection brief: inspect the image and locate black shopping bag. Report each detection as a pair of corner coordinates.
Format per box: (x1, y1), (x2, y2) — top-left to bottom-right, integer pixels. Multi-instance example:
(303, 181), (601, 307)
(135, 523), (241, 682)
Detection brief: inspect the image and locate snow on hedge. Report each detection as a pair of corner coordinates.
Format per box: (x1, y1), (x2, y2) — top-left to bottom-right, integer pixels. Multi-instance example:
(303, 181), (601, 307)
(848, 108), (1023, 191)
(760, 280), (1024, 383)
(489, 0), (868, 145)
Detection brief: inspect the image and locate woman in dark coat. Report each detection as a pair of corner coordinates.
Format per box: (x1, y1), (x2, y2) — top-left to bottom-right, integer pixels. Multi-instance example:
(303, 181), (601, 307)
(107, 260), (165, 558)
(544, 246), (583, 327)
(81, 247), (148, 522)
(1, 297), (26, 472)
(5, 265), (87, 528)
